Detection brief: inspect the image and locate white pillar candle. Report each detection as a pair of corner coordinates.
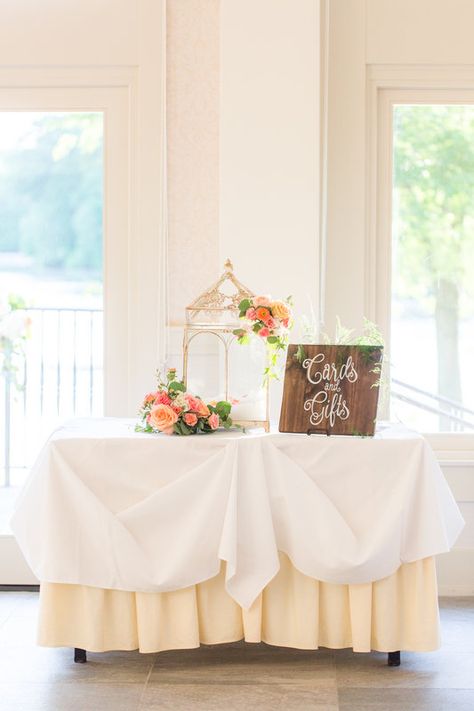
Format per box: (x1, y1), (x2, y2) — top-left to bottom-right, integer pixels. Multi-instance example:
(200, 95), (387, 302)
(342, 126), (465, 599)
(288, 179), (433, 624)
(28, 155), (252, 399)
(231, 392), (266, 421)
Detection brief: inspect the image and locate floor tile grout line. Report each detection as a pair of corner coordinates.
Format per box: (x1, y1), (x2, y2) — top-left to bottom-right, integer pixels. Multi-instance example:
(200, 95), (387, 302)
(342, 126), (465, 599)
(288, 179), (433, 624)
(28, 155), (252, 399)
(335, 656), (341, 711)
(137, 653), (156, 709)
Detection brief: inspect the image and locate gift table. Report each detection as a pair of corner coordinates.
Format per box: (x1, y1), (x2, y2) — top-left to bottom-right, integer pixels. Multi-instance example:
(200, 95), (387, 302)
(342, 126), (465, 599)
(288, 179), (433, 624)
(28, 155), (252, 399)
(11, 419), (464, 665)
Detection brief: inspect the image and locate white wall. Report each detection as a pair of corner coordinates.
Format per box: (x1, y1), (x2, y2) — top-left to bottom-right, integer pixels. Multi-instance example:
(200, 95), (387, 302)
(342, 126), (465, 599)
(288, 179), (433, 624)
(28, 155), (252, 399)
(324, 0), (474, 595)
(166, 0), (320, 418)
(220, 0), (319, 327)
(366, 0), (474, 65)
(0, 0), (139, 66)
(0, 0), (167, 582)
(219, 0), (319, 418)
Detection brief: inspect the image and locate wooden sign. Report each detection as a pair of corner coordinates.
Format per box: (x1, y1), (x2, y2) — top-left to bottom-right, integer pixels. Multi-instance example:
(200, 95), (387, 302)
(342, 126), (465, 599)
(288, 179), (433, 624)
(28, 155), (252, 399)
(279, 344), (383, 436)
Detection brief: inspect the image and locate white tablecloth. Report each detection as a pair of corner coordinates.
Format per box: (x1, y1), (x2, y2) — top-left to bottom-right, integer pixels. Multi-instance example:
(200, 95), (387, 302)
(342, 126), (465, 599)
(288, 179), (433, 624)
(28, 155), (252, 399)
(11, 419), (464, 609)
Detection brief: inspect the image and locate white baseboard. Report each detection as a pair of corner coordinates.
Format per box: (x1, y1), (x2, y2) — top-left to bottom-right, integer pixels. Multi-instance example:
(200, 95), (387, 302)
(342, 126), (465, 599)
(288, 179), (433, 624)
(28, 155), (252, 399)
(0, 536), (38, 585)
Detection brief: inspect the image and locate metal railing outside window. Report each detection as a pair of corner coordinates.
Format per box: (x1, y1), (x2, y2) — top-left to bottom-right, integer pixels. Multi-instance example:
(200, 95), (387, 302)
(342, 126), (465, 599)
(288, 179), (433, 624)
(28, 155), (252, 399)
(1, 307), (103, 487)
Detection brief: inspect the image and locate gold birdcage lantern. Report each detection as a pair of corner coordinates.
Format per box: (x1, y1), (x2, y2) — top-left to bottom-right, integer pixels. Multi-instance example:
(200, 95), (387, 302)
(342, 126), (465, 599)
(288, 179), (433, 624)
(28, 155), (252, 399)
(183, 259), (270, 431)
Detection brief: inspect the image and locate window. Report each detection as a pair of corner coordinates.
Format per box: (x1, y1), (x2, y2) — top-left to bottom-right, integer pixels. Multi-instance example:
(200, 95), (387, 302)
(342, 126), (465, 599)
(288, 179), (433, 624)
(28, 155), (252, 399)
(390, 104), (474, 433)
(0, 112), (103, 486)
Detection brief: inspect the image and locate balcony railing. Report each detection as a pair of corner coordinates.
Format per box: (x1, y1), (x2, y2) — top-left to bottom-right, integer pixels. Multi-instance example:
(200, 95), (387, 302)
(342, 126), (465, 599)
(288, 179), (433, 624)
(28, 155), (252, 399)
(1, 307), (103, 487)
(391, 378), (474, 431)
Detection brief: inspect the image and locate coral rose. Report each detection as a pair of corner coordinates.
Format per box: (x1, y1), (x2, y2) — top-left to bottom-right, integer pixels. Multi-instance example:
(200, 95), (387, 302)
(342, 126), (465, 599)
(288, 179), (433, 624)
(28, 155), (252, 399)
(148, 404), (178, 434)
(144, 392), (156, 405)
(154, 391), (172, 406)
(184, 393), (202, 412)
(255, 307), (270, 322)
(253, 295), (271, 307)
(184, 412), (198, 427)
(270, 300), (291, 320)
(208, 412), (219, 429)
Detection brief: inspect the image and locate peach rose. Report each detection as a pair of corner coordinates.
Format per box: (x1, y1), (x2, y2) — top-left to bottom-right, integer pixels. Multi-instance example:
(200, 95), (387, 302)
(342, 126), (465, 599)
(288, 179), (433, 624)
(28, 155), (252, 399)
(256, 307), (270, 322)
(184, 412), (198, 427)
(148, 404), (178, 434)
(208, 412), (219, 429)
(253, 295), (271, 307)
(270, 300), (291, 320)
(198, 398), (211, 417)
(144, 392), (156, 405)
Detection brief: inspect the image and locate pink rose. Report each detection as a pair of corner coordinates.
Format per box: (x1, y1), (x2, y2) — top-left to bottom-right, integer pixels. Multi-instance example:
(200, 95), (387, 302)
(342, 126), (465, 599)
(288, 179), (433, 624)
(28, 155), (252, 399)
(253, 295), (271, 307)
(184, 393), (202, 412)
(208, 412), (219, 429)
(281, 318), (289, 328)
(245, 307), (257, 320)
(171, 403), (183, 415)
(184, 412), (198, 427)
(154, 391), (172, 406)
(265, 316), (276, 329)
(258, 327), (270, 338)
(149, 404), (178, 433)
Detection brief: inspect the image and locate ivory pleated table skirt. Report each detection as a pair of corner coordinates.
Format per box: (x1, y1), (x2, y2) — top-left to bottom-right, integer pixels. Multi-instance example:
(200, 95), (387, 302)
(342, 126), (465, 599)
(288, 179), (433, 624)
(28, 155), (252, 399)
(38, 553), (440, 654)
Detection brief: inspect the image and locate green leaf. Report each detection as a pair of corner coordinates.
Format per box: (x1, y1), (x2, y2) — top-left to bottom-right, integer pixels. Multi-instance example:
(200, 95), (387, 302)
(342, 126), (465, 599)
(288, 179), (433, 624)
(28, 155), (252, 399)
(294, 344), (306, 365)
(169, 380), (186, 392)
(174, 420), (193, 435)
(216, 400), (231, 417)
(238, 298), (251, 312)
(267, 336), (278, 344)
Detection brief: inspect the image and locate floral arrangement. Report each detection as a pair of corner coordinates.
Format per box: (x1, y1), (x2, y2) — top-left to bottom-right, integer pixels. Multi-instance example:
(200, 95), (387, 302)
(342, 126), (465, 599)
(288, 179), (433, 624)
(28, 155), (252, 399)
(136, 369), (235, 436)
(0, 294), (31, 388)
(233, 295), (293, 380)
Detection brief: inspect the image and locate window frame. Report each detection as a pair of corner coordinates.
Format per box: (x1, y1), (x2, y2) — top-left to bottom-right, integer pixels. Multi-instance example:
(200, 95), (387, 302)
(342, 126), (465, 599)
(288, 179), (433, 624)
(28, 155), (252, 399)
(367, 67), (474, 456)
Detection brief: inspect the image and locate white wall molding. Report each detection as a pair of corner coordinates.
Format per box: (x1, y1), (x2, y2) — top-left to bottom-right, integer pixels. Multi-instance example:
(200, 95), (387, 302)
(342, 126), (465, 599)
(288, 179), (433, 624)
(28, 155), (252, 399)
(0, 66), (138, 87)
(369, 63), (474, 86)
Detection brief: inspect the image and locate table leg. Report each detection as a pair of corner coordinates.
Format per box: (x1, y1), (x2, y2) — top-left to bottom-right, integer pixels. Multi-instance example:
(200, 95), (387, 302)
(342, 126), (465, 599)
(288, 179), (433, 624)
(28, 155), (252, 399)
(387, 651), (400, 666)
(74, 648), (87, 663)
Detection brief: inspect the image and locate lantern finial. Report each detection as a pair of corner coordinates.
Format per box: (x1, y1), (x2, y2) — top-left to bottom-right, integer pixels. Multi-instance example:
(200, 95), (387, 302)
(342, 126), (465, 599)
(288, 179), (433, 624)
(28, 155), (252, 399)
(224, 258), (233, 272)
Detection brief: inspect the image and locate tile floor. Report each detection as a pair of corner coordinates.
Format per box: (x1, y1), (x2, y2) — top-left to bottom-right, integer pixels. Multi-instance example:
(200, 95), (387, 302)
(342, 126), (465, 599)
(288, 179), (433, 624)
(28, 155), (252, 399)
(0, 593), (472, 710)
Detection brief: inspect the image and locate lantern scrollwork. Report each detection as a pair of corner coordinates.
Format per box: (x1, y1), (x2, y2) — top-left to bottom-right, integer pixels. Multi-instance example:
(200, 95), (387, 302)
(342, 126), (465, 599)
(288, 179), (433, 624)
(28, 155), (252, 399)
(183, 260), (270, 431)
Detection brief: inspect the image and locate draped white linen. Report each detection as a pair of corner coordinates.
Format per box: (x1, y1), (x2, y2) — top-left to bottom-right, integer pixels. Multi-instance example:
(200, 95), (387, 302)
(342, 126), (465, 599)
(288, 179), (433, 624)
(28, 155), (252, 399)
(11, 419), (463, 610)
